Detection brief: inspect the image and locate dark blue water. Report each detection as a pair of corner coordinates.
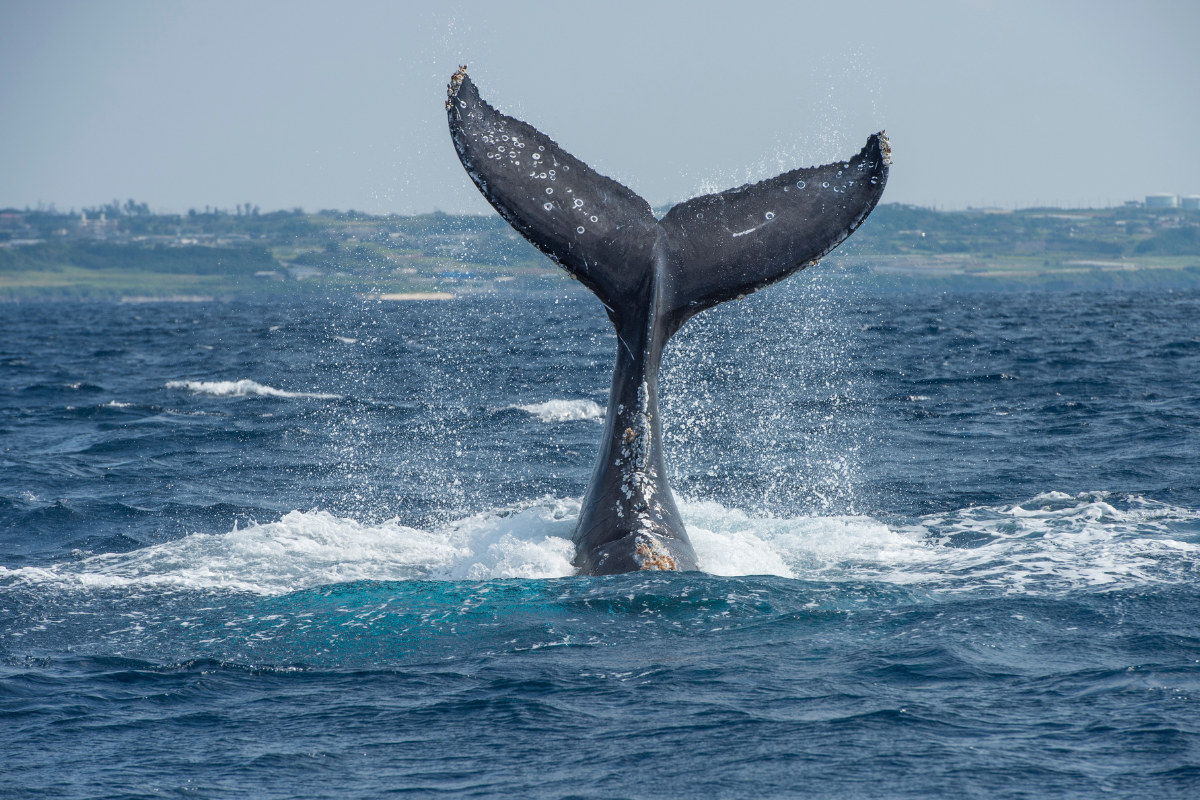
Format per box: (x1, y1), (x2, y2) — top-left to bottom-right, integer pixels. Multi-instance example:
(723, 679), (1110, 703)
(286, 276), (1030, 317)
(3, 276), (1199, 798)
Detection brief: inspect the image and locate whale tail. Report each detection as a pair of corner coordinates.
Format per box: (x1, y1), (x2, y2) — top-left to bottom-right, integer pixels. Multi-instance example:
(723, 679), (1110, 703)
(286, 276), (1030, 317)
(447, 67), (889, 575)
(446, 67), (890, 335)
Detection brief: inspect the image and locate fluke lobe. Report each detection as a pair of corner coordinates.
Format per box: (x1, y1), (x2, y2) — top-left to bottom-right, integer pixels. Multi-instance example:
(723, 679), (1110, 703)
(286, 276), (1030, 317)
(446, 67), (889, 576)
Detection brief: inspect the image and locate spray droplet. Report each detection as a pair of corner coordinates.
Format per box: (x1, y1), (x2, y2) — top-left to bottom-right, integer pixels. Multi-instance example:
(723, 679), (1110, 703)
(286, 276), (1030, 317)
(577, 226), (585, 234)
(546, 188), (553, 195)
(544, 203), (553, 211)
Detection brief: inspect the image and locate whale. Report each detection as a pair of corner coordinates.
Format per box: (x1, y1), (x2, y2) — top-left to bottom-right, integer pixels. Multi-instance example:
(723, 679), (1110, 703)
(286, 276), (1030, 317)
(446, 67), (889, 575)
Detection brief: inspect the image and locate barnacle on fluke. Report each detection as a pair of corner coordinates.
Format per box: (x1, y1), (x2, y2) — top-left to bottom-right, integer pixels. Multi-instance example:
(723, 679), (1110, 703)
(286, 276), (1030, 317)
(445, 65), (468, 109)
(446, 68), (889, 574)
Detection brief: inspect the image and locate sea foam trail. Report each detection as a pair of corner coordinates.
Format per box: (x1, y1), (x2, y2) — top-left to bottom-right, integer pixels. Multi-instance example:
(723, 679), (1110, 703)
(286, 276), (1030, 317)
(689, 491), (1200, 592)
(513, 399), (605, 422)
(165, 380), (342, 400)
(2, 493), (1196, 597)
(2, 501), (579, 594)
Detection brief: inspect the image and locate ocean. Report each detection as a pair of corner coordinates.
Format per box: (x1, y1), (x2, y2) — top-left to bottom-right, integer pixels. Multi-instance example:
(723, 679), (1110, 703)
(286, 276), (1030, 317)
(2, 275), (1199, 798)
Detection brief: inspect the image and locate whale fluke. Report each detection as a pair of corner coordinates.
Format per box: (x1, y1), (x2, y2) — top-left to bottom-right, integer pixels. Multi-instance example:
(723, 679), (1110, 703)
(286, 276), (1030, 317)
(447, 66), (889, 575)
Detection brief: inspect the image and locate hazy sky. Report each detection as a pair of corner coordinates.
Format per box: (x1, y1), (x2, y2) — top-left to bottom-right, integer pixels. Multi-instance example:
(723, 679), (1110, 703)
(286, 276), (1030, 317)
(2, 0), (1198, 215)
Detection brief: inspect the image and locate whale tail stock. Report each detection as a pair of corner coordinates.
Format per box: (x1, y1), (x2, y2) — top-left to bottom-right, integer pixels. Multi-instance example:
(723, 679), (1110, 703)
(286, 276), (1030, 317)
(447, 67), (889, 575)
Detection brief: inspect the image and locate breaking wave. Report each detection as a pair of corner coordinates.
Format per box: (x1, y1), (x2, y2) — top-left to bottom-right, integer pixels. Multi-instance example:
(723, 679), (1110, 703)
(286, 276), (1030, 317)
(513, 399), (605, 422)
(165, 380), (342, 400)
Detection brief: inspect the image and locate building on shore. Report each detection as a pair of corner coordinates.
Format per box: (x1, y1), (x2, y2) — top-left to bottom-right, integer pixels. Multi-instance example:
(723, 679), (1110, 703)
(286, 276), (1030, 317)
(1145, 194), (1179, 209)
(75, 212), (122, 239)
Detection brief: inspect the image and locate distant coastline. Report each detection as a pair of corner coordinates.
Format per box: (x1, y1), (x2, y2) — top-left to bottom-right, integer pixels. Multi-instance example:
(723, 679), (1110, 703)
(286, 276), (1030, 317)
(2, 203), (1197, 300)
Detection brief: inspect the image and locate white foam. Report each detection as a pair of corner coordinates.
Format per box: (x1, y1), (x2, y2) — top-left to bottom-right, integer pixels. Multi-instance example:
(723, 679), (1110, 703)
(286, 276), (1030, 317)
(165, 380), (341, 400)
(685, 501), (915, 580)
(2, 492), (1194, 597)
(2, 500), (579, 595)
(691, 492), (1200, 592)
(893, 491), (1200, 593)
(334, 336), (358, 344)
(514, 399), (605, 422)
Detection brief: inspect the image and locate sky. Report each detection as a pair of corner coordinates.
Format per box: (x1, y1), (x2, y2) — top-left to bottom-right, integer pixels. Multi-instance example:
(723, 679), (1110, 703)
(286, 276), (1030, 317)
(2, 0), (1198, 216)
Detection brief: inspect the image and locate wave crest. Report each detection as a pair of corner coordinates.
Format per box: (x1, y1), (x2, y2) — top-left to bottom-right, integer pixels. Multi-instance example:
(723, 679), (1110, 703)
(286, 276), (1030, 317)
(165, 380), (341, 400)
(514, 399), (605, 422)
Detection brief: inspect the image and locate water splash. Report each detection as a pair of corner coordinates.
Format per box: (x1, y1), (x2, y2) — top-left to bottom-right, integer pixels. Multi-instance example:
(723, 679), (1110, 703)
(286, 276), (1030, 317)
(5, 492), (1194, 598)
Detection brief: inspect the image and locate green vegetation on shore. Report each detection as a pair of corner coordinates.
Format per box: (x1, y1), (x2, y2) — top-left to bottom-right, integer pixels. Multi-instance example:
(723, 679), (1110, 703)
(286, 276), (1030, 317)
(2, 202), (1198, 300)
